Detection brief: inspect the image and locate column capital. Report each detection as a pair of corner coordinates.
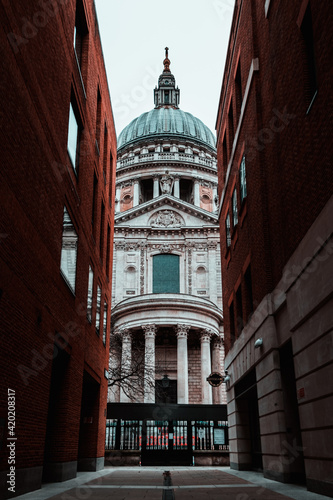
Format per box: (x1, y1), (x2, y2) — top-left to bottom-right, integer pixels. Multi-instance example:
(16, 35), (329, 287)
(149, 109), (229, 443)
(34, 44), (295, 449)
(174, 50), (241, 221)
(142, 324), (157, 338)
(212, 337), (223, 349)
(120, 328), (132, 342)
(200, 329), (213, 343)
(175, 324), (190, 338)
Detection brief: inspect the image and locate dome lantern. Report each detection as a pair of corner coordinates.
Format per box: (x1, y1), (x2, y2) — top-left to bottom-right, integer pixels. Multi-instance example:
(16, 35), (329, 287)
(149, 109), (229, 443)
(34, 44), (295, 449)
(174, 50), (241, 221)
(154, 47), (180, 109)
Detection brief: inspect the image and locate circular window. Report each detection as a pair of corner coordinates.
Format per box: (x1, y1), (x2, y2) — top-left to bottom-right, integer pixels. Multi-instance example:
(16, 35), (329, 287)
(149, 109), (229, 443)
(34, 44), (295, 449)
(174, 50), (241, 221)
(201, 194), (211, 204)
(122, 194), (132, 204)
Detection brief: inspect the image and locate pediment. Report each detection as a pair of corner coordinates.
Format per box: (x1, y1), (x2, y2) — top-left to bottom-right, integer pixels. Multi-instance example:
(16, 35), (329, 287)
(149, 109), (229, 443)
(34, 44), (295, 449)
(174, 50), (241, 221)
(115, 195), (218, 227)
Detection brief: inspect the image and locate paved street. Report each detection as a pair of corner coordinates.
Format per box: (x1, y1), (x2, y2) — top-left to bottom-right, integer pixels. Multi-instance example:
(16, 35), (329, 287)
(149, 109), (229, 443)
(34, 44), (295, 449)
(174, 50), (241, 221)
(15, 467), (331, 500)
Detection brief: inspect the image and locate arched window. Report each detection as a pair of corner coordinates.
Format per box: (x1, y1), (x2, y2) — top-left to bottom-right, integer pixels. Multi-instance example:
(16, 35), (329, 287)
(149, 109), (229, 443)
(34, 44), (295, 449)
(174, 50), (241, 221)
(153, 254), (180, 293)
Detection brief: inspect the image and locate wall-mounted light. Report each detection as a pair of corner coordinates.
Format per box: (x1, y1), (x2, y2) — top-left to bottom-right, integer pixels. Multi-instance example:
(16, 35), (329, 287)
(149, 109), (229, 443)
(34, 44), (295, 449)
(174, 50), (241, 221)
(254, 338), (263, 348)
(223, 370), (231, 383)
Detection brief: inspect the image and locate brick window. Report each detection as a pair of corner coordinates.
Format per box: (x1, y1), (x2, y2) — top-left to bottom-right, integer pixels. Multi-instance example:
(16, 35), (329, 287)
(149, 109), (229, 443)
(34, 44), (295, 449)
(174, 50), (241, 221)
(67, 99), (81, 172)
(95, 284), (101, 335)
(235, 60), (242, 122)
(239, 155), (247, 202)
(103, 123), (108, 183)
(92, 172), (98, 232)
(87, 265), (94, 322)
(236, 285), (244, 335)
(244, 265), (254, 322)
(103, 300), (108, 346)
(60, 207), (78, 293)
(95, 87), (102, 153)
(74, 0), (88, 71)
(106, 223), (111, 278)
(232, 188), (238, 227)
(228, 99), (234, 157)
(223, 133), (228, 170)
(100, 200), (105, 260)
(229, 302), (235, 346)
(225, 212), (231, 248)
(301, 3), (317, 106)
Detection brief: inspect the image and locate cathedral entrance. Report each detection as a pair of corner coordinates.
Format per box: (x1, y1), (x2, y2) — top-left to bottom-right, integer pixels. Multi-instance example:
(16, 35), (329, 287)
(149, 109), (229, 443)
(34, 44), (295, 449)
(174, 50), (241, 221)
(106, 403), (229, 467)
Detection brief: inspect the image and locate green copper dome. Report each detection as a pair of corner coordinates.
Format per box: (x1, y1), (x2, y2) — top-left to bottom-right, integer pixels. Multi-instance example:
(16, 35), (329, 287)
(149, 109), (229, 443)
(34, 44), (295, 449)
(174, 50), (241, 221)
(118, 107), (216, 151)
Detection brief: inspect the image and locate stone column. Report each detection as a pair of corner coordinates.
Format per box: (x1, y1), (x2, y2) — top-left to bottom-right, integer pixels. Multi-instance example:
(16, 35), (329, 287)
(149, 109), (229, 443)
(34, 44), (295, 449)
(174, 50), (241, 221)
(194, 178), (200, 207)
(153, 176), (159, 198)
(133, 178), (139, 206)
(142, 325), (156, 403)
(115, 185), (121, 213)
(173, 175), (180, 198)
(120, 330), (132, 402)
(176, 324), (190, 404)
(212, 336), (222, 404)
(201, 330), (213, 404)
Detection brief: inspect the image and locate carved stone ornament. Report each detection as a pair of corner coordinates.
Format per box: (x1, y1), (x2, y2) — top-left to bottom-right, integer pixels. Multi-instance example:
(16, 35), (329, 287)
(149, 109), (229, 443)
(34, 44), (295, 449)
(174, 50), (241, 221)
(150, 210), (183, 228)
(120, 328), (132, 342)
(142, 324), (157, 338)
(201, 330), (213, 343)
(120, 180), (133, 188)
(148, 244), (184, 253)
(160, 171), (174, 194)
(175, 324), (190, 338)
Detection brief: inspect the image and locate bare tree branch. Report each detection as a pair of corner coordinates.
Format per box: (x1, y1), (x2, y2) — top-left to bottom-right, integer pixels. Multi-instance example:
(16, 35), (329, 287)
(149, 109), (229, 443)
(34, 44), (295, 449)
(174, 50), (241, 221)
(108, 331), (166, 402)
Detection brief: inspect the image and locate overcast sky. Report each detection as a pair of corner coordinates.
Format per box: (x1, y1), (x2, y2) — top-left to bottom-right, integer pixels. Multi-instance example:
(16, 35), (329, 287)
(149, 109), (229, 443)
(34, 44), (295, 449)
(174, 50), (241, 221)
(94, 1), (234, 139)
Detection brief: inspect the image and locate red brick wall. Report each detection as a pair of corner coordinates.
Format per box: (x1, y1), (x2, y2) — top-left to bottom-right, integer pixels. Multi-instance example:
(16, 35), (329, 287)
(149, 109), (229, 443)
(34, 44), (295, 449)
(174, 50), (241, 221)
(188, 347), (201, 404)
(0, 0), (116, 486)
(216, 0), (333, 352)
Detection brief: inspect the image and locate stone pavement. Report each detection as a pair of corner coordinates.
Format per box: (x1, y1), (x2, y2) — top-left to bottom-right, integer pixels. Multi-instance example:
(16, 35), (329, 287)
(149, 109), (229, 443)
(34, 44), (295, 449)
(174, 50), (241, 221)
(14, 467), (331, 500)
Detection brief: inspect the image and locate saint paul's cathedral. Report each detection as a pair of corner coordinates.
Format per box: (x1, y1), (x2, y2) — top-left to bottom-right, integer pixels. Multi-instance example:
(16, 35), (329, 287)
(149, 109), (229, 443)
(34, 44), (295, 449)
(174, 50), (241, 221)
(106, 49), (228, 467)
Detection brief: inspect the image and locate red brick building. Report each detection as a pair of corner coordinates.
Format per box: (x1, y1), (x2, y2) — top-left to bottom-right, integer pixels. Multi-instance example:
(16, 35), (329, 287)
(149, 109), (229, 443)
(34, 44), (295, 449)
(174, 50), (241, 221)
(216, 0), (333, 496)
(0, 0), (116, 497)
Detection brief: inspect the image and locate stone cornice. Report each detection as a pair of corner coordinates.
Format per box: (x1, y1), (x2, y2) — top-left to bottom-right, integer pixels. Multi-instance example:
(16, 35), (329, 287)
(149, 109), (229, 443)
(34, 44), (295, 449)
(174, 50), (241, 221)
(116, 161), (217, 178)
(112, 293), (223, 333)
(114, 239), (219, 251)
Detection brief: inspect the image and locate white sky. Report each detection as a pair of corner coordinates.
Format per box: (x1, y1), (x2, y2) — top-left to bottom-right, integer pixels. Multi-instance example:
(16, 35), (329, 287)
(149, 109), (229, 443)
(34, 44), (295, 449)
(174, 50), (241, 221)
(94, 0), (234, 139)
